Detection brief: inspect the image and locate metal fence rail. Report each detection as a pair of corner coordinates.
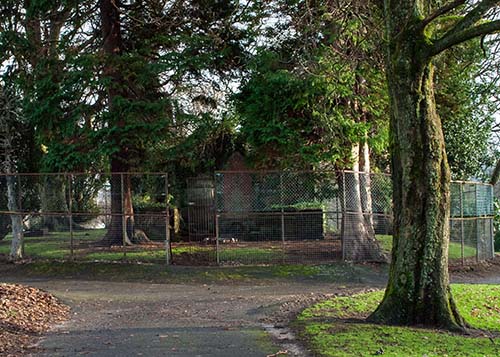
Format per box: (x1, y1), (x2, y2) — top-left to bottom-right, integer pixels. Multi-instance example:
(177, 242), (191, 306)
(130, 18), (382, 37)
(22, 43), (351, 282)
(0, 173), (173, 264)
(0, 171), (495, 266)
(214, 171), (495, 265)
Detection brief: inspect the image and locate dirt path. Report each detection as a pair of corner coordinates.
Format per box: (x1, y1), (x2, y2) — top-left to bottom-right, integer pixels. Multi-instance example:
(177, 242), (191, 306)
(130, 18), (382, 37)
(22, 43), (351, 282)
(2, 278), (372, 357)
(451, 255), (500, 284)
(4, 256), (497, 356)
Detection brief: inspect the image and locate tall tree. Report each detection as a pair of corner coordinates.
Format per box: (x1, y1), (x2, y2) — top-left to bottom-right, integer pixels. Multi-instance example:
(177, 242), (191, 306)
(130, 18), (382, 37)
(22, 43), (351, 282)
(235, 1), (389, 261)
(368, 0), (500, 330)
(0, 0), (102, 233)
(0, 85), (25, 260)
(97, 0), (262, 244)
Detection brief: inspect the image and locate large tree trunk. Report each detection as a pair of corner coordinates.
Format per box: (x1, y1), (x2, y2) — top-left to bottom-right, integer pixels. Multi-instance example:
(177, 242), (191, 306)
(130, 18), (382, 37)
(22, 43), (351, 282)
(1, 87), (24, 259)
(368, 30), (464, 329)
(102, 163), (134, 246)
(99, 0), (134, 246)
(0, 182), (10, 240)
(360, 140), (375, 231)
(7, 175), (23, 260)
(490, 158), (500, 185)
(342, 144), (385, 261)
(41, 176), (68, 231)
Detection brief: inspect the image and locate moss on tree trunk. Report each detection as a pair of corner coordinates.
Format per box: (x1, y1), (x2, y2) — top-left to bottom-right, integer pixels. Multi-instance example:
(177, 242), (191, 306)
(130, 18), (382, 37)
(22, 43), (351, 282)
(368, 28), (465, 329)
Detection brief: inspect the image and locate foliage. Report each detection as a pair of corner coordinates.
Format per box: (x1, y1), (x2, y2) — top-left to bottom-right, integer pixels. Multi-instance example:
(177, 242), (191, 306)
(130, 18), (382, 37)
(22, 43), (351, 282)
(235, 52), (366, 169)
(132, 197), (167, 213)
(234, 1), (389, 170)
(298, 285), (500, 356)
(0, 0), (261, 174)
(0, 0), (496, 180)
(435, 41), (498, 180)
(70, 174), (107, 222)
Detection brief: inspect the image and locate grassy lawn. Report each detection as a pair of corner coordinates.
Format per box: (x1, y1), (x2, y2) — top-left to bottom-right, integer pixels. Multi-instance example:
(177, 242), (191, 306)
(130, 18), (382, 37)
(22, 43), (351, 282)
(0, 229), (106, 259)
(376, 235), (476, 259)
(85, 250), (166, 262)
(219, 247), (283, 264)
(0, 259), (387, 285)
(297, 284), (500, 356)
(63, 244), (280, 263)
(0, 231), (479, 264)
(0, 230), (286, 264)
(0, 231), (478, 264)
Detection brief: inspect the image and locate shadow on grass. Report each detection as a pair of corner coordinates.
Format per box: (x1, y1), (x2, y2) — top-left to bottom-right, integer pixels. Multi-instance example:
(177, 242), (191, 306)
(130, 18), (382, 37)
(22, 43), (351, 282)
(0, 259), (389, 286)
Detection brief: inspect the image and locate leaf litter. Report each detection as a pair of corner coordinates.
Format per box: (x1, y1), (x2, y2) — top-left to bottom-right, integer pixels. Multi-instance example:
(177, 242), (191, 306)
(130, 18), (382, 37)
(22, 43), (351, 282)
(0, 283), (69, 355)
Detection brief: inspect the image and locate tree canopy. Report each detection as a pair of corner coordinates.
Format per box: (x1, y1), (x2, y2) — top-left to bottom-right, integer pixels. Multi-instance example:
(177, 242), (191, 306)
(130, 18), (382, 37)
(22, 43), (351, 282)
(0, 1), (499, 320)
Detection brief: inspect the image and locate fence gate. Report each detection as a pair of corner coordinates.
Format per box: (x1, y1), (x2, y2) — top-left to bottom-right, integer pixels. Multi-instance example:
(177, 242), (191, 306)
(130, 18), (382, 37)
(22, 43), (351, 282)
(186, 177), (215, 241)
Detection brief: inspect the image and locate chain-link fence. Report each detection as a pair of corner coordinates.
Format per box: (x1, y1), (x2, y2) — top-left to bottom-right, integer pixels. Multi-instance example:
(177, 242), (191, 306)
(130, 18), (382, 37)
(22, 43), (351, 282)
(0, 171), (494, 266)
(449, 181), (495, 265)
(214, 171), (495, 265)
(0, 173), (173, 264)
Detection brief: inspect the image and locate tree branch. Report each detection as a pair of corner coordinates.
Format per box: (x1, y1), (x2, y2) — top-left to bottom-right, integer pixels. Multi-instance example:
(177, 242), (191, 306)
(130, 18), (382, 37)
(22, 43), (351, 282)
(490, 157), (500, 185)
(437, 0), (500, 43)
(418, 0), (466, 30)
(431, 19), (500, 55)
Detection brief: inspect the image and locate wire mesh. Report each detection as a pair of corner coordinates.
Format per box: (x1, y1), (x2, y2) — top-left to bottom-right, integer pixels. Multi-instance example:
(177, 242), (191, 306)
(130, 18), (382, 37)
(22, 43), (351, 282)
(0, 173), (171, 264)
(0, 172), (494, 266)
(214, 171), (494, 266)
(448, 181), (495, 265)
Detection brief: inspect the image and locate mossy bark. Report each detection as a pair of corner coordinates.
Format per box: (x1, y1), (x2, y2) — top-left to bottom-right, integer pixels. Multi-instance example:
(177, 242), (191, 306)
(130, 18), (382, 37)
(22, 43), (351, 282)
(368, 2), (465, 330)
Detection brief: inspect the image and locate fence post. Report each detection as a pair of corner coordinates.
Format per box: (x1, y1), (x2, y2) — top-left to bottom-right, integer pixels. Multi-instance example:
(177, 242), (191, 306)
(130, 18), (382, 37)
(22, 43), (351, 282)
(475, 184), (480, 263)
(165, 173), (171, 265)
(214, 172), (220, 265)
(68, 174), (74, 261)
(280, 173), (285, 263)
(490, 215), (495, 259)
(17, 174), (25, 257)
(460, 182), (464, 266)
(341, 171), (346, 261)
(120, 173), (126, 259)
(490, 185), (495, 259)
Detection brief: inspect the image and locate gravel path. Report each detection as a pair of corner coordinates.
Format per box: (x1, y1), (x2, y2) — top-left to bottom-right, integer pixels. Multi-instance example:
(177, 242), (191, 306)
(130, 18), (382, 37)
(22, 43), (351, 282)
(4, 278), (371, 357)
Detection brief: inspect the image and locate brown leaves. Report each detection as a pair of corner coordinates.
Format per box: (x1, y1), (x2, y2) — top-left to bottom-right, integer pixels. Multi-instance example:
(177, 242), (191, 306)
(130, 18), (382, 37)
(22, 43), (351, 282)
(0, 283), (69, 355)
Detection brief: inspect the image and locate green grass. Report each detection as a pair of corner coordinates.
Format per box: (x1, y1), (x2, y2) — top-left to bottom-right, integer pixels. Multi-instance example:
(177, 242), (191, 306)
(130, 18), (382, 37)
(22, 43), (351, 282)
(84, 246), (281, 263)
(0, 229), (107, 260)
(1, 230), (477, 264)
(219, 247), (282, 263)
(0, 259), (386, 285)
(297, 284), (500, 357)
(85, 250), (167, 262)
(0, 230), (286, 264)
(376, 235), (477, 259)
